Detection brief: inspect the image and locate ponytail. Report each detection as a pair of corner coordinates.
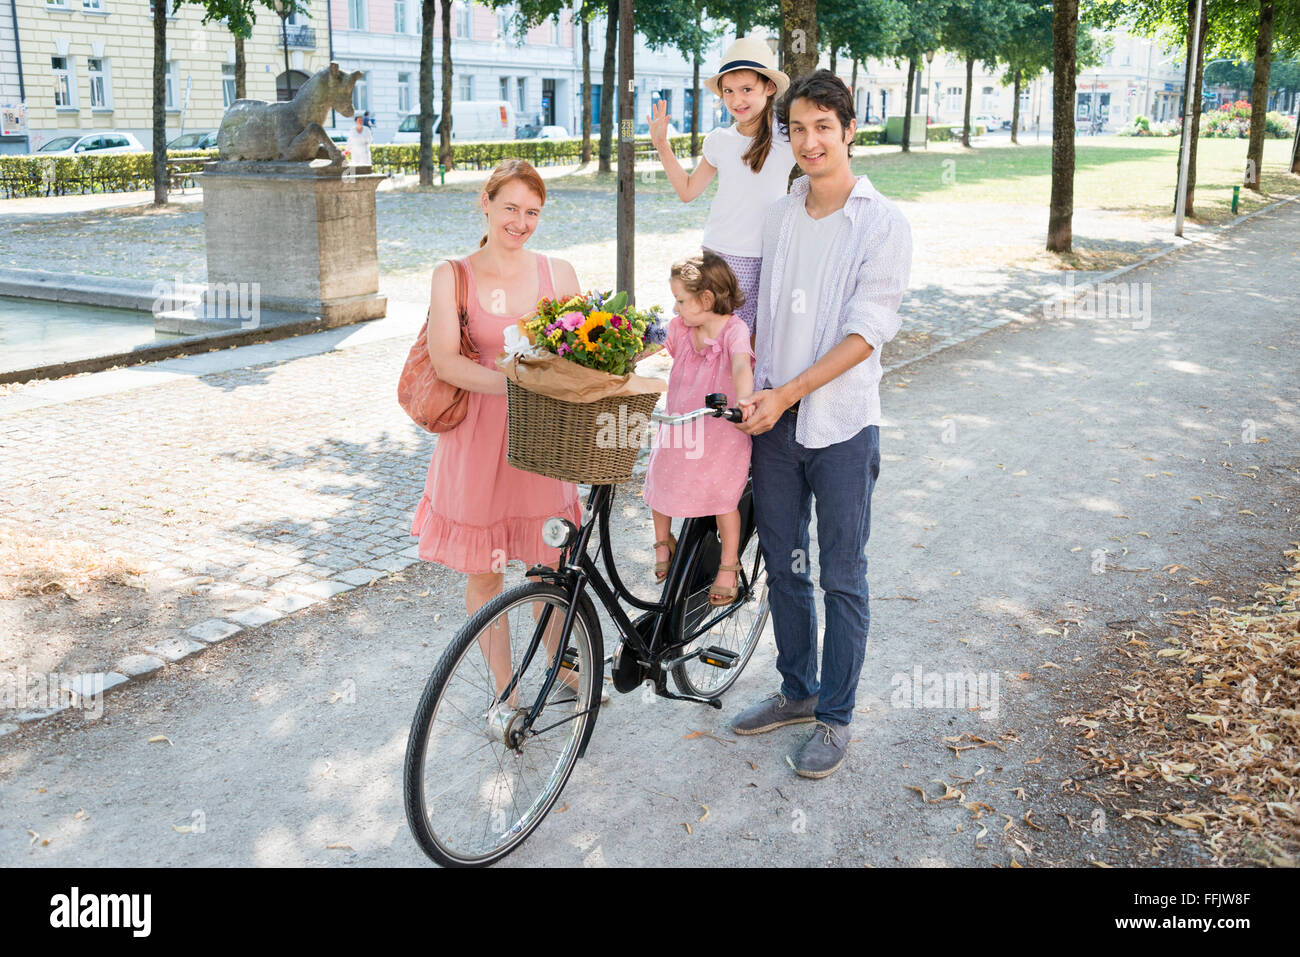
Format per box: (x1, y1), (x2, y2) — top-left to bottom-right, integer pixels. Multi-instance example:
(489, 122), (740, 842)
(741, 99), (775, 174)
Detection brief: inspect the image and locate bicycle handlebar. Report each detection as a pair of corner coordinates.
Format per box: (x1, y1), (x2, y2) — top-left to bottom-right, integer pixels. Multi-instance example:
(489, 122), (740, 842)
(650, 391), (743, 425)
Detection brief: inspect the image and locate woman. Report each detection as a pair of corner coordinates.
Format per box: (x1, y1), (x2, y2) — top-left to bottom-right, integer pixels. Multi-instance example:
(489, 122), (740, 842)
(411, 159), (588, 701)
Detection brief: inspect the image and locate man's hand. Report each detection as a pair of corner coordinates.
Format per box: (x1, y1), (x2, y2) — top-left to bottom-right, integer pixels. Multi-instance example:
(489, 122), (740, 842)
(736, 388), (795, 435)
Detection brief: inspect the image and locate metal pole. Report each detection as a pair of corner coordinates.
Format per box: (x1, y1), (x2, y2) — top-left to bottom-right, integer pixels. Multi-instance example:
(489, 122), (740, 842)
(1174, 0), (1203, 237)
(616, 0), (634, 300)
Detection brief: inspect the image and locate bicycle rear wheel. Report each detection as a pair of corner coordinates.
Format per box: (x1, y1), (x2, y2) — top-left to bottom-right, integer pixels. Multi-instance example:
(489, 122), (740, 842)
(403, 582), (599, 867)
(671, 529), (769, 698)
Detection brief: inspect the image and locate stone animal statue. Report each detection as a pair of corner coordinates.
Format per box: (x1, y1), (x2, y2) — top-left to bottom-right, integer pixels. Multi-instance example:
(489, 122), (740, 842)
(217, 62), (362, 164)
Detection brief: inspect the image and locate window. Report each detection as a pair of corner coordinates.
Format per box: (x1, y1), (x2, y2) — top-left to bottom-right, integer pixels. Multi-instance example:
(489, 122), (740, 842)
(82, 0), (103, 10)
(499, 76), (509, 101)
(590, 83), (601, 124)
(46, 0), (70, 9)
(981, 86), (997, 112)
(88, 57), (109, 109)
(165, 60), (179, 110)
(459, 75), (473, 101)
(497, 7), (509, 40)
(52, 56), (73, 107)
(348, 0), (366, 30)
(393, 0), (406, 34)
(148, 0), (178, 16)
(516, 76), (526, 112)
(945, 86), (962, 113)
(398, 72), (411, 114)
(551, 15), (560, 45)
(352, 71), (369, 112)
(222, 63), (236, 107)
(455, 2), (471, 38)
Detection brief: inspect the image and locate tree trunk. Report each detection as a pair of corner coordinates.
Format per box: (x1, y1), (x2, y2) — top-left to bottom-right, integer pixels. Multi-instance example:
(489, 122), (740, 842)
(1184, 0), (1208, 217)
(599, 0), (616, 173)
(582, 13), (592, 164)
(851, 59), (859, 121)
(419, 0), (435, 185)
(778, 0), (818, 82)
(234, 34), (246, 99)
(439, 0), (453, 170)
(1292, 107), (1300, 173)
(691, 49), (701, 157)
(829, 45), (836, 76)
(1011, 68), (1021, 144)
(961, 56), (974, 147)
(1048, 0), (1078, 252)
(902, 58), (915, 153)
(616, 0), (634, 300)
(152, 0), (167, 206)
(1245, 0), (1273, 191)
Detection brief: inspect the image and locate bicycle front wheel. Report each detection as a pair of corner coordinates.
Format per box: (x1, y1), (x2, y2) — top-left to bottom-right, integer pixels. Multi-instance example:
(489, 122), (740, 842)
(671, 529), (769, 698)
(403, 582), (599, 867)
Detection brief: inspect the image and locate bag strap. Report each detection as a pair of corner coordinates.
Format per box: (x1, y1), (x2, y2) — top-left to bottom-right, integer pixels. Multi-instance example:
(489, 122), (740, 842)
(445, 257), (470, 329)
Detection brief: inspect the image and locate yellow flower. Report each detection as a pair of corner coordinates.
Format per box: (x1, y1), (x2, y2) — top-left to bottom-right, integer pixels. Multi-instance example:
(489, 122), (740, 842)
(575, 312), (609, 352)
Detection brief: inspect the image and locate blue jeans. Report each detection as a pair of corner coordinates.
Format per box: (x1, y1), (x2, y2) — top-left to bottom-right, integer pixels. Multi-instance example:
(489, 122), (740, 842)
(751, 409), (880, 727)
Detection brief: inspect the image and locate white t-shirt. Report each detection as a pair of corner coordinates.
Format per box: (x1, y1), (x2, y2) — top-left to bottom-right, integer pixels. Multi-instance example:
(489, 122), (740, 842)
(767, 200), (846, 390)
(701, 122), (795, 258)
(346, 125), (373, 166)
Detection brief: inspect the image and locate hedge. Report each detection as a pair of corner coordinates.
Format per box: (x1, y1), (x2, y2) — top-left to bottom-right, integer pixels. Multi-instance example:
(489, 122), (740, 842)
(0, 134), (699, 198)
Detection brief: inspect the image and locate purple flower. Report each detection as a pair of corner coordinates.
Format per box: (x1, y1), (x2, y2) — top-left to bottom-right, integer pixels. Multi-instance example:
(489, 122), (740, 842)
(610, 315), (623, 329)
(643, 318), (668, 347)
(557, 342), (572, 356)
(560, 311), (584, 332)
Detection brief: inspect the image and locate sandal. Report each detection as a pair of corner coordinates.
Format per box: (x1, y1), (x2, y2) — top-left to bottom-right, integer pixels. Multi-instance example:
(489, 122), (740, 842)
(709, 563), (744, 606)
(653, 533), (677, 582)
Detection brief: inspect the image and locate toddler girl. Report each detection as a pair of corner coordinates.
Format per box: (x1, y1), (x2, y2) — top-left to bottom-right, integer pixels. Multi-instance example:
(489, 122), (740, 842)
(643, 253), (755, 606)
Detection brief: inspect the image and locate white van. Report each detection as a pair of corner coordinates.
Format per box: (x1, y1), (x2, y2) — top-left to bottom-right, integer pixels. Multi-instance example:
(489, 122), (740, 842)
(392, 101), (516, 143)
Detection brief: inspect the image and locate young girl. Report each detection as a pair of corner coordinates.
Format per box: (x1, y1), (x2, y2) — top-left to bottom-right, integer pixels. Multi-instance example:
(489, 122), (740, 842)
(643, 253), (755, 606)
(646, 35), (793, 338)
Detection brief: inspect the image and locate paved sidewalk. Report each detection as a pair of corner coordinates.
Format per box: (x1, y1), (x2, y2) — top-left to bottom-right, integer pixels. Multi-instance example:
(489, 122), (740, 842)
(0, 199), (1295, 866)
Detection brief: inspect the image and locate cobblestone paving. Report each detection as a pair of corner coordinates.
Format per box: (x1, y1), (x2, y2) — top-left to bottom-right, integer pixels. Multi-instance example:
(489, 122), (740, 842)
(0, 163), (1237, 717)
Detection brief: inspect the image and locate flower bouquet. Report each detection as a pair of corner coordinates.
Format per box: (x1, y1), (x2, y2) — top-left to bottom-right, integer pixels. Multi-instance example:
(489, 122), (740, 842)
(497, 290), (670, 485)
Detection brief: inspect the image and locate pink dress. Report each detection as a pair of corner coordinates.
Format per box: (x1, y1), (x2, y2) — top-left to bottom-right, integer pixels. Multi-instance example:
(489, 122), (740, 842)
(411, 253), (583, 574)
(643, 313), (754, 518)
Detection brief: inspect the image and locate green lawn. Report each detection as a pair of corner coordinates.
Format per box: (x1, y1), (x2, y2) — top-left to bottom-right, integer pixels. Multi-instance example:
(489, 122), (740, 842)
(852, 136), (1300, 223)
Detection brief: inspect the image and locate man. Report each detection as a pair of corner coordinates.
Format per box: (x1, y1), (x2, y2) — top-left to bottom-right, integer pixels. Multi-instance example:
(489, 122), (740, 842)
(733, 70), (912, 779)
(347, 112), (373, 168)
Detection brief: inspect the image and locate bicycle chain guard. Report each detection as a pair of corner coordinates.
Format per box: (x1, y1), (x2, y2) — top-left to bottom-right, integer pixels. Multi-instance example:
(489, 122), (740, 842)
(611, 612), (656, 693)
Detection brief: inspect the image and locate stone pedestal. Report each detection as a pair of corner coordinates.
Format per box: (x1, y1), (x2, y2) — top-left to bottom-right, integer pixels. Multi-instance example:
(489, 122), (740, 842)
(194, 161), (387, 328)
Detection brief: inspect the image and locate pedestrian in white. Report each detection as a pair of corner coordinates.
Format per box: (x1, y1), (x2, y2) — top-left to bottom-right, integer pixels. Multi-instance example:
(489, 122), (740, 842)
(646, 35), (794, 337)
(347, 112), (373, 167)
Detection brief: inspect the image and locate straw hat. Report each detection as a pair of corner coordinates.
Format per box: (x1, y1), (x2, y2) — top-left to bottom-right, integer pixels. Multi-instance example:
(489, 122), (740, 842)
(704, 35), (789, 99)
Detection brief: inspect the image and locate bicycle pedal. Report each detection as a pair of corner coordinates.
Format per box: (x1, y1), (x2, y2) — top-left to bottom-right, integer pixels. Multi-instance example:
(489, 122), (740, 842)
(560, 648), (579, 670)
(699, 646), (740, 669)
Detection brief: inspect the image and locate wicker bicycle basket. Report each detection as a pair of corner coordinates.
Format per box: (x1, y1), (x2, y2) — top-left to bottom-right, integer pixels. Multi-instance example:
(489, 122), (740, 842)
(506, 379), (660, 485)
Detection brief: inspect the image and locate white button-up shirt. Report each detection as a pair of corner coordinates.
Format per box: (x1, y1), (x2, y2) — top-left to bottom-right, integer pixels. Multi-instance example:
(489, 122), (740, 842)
(754, 173), (913, 449)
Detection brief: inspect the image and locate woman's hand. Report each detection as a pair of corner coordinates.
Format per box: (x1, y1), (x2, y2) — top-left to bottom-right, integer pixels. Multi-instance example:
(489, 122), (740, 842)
(647, 99), (671, 149)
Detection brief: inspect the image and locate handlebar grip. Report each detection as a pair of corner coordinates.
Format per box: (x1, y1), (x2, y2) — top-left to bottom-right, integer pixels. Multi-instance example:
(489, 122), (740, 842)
(722, 408), (743, 423)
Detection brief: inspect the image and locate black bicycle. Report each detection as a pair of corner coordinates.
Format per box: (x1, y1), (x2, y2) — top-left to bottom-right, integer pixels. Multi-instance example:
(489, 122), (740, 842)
(403, 393), (769, 867)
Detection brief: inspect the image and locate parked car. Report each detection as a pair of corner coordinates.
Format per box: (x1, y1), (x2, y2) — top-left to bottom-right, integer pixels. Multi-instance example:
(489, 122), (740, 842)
(34, 131), (145, 155)
(515, 123), (542, 139)
(167, 130), (218, 150)
(972, 114), (1003, 132)
(537, 125), (570, 139)
(393, 101), (517, 143)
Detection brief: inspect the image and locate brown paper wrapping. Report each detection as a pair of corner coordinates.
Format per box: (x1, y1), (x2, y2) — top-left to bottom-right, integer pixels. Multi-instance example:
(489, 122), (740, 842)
(496, 349), (667, 403)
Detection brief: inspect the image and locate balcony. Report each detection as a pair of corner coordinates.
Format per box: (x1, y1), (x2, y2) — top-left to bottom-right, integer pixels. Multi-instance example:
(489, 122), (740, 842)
(284, 25), (316, 49)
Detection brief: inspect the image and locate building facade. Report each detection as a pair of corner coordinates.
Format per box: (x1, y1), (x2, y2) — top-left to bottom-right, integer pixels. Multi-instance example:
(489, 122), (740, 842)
(847, 29), (1187, 134)
(329, 1), (729, 145)
(3, 0), (333, 153)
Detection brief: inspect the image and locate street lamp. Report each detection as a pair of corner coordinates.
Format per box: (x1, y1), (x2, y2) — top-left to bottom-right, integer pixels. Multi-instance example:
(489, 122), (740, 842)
(274, 0), (293, 102)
